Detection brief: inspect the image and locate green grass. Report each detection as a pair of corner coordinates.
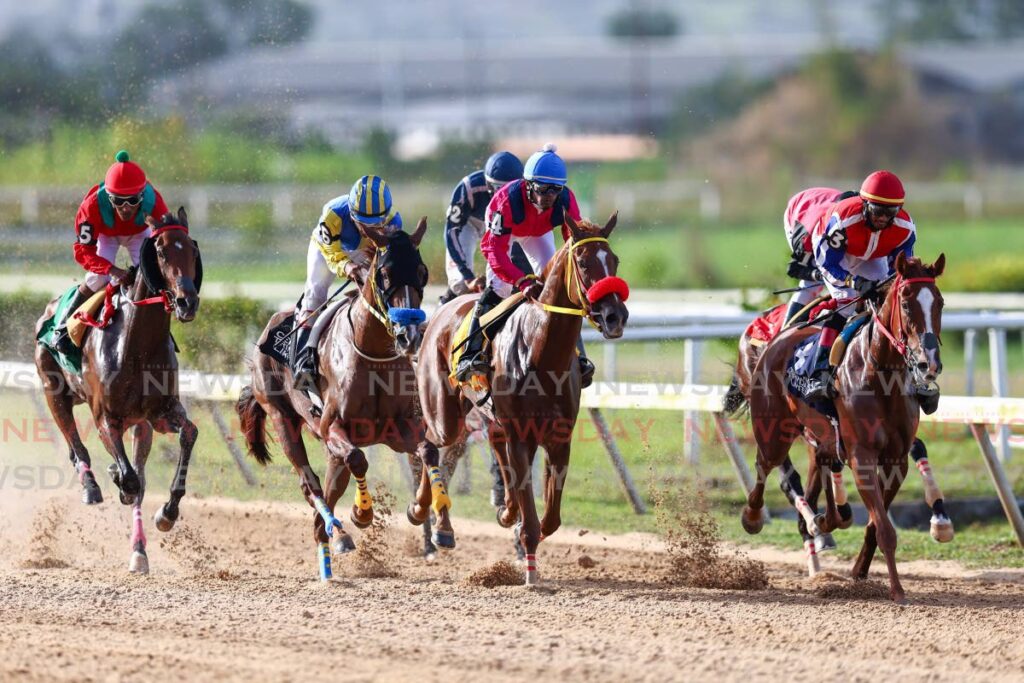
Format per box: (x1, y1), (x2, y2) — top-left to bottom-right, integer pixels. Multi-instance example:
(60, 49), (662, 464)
(3, 388), (1022, 568)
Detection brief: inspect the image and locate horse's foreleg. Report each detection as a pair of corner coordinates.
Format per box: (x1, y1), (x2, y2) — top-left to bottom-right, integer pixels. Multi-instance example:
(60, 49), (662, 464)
(322, 423), (359, 562)
(490, 429), (518, 529)
(539, 441), (569, 541)
(97, 417), (140, 504)
(779, 456), (821, 576)
(742, 436), (789, 535)
(910, 439), (953, 542)
(509, 443), (541, 585)
(851, 453), (905, 603)
(126, 421), (152, 574)
(405, 453), (437, 558)
(154, 407), (197, 533)
(412, 440), (455, 549)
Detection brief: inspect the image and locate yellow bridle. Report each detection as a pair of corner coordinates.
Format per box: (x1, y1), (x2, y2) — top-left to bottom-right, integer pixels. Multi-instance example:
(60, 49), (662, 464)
(540, 236), (609, 326)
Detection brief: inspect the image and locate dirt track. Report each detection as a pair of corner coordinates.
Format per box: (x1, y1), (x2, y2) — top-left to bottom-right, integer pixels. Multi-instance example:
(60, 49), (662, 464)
(2, 490), (1023, 683)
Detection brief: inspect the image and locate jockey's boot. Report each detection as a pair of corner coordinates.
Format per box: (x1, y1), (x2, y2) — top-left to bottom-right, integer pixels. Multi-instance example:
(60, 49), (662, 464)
(783, 298), (808, 327)
(52, 286), (92, 357)
(290, 314), (318, 392)
(576, 337), (595, 389)
(804, 315), (843, 402)
(438, 286), (458, 305)
(489, 453), (505, 508)
(454, 287), (502, 382)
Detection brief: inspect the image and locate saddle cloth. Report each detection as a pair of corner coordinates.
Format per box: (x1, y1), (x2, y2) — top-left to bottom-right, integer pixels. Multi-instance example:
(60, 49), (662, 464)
(447, 291), (526, 389)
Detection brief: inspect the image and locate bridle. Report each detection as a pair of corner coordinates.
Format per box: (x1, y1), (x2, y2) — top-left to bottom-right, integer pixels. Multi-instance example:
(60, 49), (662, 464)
(540, 236), (630, 330)
(349, 239), (428, 362)
(872, 274), (940, 371)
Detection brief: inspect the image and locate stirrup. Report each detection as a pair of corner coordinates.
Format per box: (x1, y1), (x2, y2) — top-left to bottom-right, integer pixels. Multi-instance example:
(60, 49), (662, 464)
(579, 356), (595, 389)
(455, 354), (489, 382)
(53, 327), (77, 356)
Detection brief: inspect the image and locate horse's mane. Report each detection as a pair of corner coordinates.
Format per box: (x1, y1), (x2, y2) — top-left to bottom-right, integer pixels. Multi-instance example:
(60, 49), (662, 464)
(540, 220), (604, 279)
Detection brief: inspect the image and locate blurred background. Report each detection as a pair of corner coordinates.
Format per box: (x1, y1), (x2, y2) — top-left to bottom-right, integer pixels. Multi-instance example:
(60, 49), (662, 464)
(1, 0), (1022, 560)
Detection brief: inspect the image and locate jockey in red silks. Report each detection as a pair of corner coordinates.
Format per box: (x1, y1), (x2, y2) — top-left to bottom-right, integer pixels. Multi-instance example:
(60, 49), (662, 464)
(781, 187), (859, 326)
(454, 143), (596, 387)
(52, 150), (169, 355)
(803, 170), (916, 401)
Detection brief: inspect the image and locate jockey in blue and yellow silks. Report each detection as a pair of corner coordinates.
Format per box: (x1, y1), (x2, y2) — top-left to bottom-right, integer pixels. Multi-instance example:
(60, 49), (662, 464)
(292, 175), (403, 386)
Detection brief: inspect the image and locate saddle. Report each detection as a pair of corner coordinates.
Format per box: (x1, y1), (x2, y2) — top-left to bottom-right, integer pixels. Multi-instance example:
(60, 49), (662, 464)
(447, 292), (526, 389)
(258, 297), (348, 371)
(785, 311), (872, 416)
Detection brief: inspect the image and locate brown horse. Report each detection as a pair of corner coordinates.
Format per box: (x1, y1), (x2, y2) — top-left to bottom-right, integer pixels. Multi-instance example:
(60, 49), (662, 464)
(416, 214), (629, 585)
(742, 253), (945, 601)
(236, 218), (454, 581)
(34, 209), (202, 575)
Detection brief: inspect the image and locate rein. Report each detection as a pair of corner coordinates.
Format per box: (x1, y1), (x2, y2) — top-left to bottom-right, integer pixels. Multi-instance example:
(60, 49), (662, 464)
(540, 236), (630, 325)
(348, 243), (427, 362)
(873, 275), (937, 360)
(74, 277), (174, 331)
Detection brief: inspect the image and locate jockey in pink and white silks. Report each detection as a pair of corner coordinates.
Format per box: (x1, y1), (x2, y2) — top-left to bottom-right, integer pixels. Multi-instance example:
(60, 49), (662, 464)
(803, 171), (917, 401)
(781, 187), (859, 326)
(453, 143), (596, 388)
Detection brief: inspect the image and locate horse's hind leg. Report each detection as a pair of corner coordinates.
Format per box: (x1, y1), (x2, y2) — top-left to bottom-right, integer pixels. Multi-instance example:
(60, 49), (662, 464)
(128, 421), (153, 574)
(742, 429), (795, 535)
(539, 440), (570, 541)
(406, 452), (438, 558)
(97, 416), (141, 504)
(41, 375), (102, 504)
(508, 442), (541, 585)
(153, 404), (198, 533)
(778, 456), (821, 576)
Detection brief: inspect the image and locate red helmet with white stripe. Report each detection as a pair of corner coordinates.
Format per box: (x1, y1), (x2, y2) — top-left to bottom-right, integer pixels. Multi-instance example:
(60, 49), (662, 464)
(859, 170), (905, 206)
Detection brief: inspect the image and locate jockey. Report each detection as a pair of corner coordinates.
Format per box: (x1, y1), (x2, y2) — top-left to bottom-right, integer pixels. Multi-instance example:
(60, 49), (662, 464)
(455, 143), (596, 388)
(292, 174), (402, 387)
(439, 151), (525, 304)
(803, 170), (916, 401)
(781, 187), (858, 326)
(53, 150), (169, 355)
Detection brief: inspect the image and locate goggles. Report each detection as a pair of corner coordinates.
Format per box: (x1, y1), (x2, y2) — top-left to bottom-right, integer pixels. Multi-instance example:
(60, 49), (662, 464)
(109, 192), (143, 207)
(529, 182), (564, 196)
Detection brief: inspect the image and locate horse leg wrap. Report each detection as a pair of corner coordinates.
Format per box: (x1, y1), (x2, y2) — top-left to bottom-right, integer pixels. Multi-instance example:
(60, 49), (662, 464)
(524, 553), (538, 585)
(428, 466), (451, 514)
(76, 461), (93, 485)
(353, 475), (373, 512)
(803, 539), (820, 577)
(914, 457), (944, 508)
(831, 470), (849, 507)
(131, 505), (146, 552)
(313, 496), (343, 535)
(793, 496), (820, 536)
(317, 542), (332, 581)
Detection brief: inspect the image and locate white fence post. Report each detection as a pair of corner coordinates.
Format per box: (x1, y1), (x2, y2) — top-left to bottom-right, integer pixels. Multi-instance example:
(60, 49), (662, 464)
(989, 328), (1011, 461)
(964, 328), (977, 396)
(683, 339), (703, 465)
(603, 343), (618, 381)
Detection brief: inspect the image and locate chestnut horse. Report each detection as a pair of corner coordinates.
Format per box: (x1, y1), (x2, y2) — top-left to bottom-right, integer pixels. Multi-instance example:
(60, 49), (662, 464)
(236, 219), (455, 581)
(416, 214), (629, 585)
(34, 209), (202, 574)
(742, 253), (945, 602)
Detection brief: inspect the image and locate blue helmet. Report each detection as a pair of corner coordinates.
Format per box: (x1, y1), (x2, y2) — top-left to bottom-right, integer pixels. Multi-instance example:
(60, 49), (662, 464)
(523, 143), (567, 185)
(349, 175), (394, 225)
(484, 151), (524, 186)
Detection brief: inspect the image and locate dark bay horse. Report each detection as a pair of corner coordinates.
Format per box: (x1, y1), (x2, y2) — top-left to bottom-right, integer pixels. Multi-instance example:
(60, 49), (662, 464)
(742, 253), (945, 602)
(416, 214), (629, 585)
(34, 209), (202, 574)
(236, 218), (454, 581)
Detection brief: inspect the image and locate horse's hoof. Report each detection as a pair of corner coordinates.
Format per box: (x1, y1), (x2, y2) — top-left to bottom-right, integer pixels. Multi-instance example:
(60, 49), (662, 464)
(740, 507), (763, 535)
(82, 486), (103, 505)
(121, 470), (141, 496)
(128, 550), (149, 575)
(406, 502), (426, 527)
(930, 516), (954, 543)
(490, 489), (505, 508)
(810, 513), (825, 536)
(814, 533), (837, 553)
(154, 505), (178, 533)
(891, 592), (908, 605)
(837, 503), (854, 529)
(350, 506), (373, 530)
(119, 492), (136, 506)
(332, 532), (356, 555)
(431, 529), (456, 550)
(496, 505), (515, 529)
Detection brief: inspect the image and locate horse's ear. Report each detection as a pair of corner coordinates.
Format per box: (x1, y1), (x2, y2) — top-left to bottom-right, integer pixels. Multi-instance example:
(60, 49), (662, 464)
(145, 215), (158, 230)
(362, 224), (389, 248)
(932, 252), (945, 277)
(601, 211), (619, 238)
(894, 251), (907, 275)
(410, 216), (428, 247)
(565, 213), (583, 240)
(177, 206), (189, 227)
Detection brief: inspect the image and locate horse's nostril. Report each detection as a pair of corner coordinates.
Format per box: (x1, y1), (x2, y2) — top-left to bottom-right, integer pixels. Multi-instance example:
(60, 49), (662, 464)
(916, 362), (928, 371)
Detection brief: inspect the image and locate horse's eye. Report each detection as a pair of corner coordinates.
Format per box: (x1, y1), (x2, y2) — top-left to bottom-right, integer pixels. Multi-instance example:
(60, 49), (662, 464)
(156, 248), (165, 260)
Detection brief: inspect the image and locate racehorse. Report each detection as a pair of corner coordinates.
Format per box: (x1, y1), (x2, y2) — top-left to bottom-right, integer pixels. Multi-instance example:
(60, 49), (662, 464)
(415, 214), (629, 584)
(34, 209), (202, 574)
(741, 253), (945, 602)
(236, 218), (455, 580)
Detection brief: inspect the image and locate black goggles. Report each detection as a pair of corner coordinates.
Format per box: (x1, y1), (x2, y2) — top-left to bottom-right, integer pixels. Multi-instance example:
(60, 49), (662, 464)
(109, 192), (143, 207)
(529, 182), (564, 196)
(865, 202), (900, 219)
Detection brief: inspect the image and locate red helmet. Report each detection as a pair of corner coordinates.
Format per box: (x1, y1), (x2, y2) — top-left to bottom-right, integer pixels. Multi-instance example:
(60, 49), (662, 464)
(859, 170), (905, 206)
(104, 150), (147, 195)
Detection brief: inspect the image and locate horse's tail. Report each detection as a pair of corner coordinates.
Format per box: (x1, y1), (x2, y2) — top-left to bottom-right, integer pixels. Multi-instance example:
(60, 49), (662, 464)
(235, 385), (272, 465)
(722, 372), (748, 417)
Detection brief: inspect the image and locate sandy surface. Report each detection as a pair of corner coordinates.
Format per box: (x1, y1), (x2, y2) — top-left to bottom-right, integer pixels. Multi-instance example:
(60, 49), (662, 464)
(1, 489), (1023, 683)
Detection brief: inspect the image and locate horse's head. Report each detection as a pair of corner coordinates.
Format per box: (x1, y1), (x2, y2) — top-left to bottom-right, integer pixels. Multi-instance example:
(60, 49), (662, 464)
(142, 208), (202, 323)
(563, 213), (630, 339)
(361, 217), (429, 355)
(889, 252), (945, 384)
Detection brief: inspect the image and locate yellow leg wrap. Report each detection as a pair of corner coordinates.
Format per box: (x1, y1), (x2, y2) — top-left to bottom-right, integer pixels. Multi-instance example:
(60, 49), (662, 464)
(353, 476), (373, 511)
(428, 466), (451, 514)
